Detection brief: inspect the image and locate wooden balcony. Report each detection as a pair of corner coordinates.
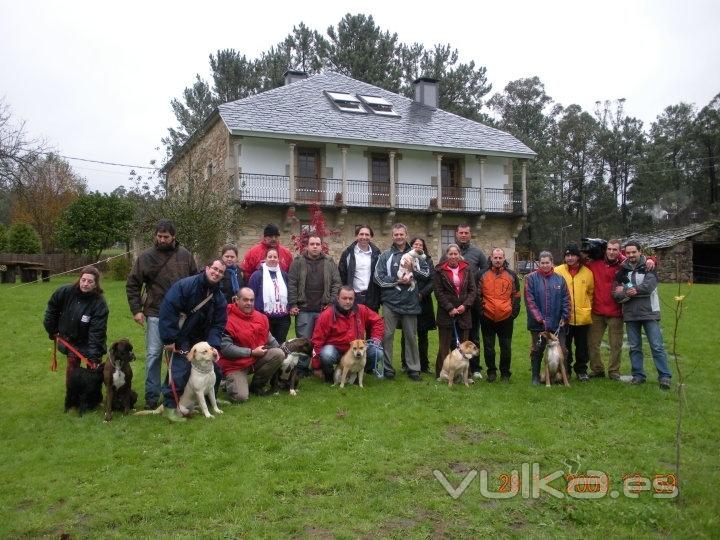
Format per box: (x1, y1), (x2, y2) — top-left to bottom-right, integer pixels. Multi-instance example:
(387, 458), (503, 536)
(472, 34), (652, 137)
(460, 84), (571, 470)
(235, 173), (523, 215)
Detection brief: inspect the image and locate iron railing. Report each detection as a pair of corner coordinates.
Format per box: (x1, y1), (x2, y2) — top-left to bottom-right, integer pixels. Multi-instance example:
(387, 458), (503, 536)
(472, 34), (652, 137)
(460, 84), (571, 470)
(235, 173), (523, 215)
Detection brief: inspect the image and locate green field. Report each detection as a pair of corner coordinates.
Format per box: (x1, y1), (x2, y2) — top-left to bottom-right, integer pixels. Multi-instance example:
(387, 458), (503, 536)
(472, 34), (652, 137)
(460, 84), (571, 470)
(0, 276), (717, 538)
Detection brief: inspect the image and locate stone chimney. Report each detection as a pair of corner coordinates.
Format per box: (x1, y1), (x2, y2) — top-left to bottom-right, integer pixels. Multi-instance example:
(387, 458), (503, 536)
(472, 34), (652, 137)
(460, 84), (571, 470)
(284, 69), (308, 86)
(413, 77), (439, 108)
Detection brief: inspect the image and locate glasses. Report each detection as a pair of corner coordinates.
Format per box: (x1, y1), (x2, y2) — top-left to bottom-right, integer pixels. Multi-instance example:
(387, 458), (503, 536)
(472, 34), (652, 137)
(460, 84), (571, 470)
(209, 266), (225, 274)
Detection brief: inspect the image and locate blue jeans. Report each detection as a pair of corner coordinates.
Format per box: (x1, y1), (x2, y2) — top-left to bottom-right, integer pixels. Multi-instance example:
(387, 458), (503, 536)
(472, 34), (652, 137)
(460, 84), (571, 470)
(144, 316), (164, 403)
(318, 342), (384, 380)
(625, 320), (672, 381)
(295, 311), (320, 339)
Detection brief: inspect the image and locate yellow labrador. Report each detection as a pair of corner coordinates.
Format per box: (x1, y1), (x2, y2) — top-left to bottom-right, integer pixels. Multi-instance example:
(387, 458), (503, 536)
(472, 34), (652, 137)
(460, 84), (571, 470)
(439, 341), (478, 387)
(178, 341), (224, 418)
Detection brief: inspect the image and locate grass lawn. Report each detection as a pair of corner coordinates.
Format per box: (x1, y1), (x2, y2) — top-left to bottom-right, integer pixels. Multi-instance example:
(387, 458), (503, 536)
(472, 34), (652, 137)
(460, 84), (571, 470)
(0, 276), (717, 538)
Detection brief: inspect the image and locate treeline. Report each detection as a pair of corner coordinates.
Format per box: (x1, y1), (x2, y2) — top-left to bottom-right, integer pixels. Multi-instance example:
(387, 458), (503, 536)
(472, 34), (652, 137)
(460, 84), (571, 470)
(165, 14), (719, 253)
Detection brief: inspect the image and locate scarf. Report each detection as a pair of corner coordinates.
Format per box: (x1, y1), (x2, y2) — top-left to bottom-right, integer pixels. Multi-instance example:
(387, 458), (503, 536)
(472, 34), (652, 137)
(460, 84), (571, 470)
(261, 263), (288, 315)
(226, 265), (240, 296)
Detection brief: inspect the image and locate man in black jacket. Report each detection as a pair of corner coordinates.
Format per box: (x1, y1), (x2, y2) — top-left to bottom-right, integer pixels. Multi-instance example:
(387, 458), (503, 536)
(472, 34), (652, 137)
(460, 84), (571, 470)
(338, 225), (382, 312)
(126, 219), (197, 410)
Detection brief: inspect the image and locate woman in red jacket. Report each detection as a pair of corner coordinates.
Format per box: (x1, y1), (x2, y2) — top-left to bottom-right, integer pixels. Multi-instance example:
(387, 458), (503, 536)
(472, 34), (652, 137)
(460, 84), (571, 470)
(433, 244), (477, 378)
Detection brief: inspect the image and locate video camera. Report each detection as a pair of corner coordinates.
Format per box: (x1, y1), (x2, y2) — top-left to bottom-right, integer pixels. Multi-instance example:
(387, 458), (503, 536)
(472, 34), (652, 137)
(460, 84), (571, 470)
(581, 237), (607, 261)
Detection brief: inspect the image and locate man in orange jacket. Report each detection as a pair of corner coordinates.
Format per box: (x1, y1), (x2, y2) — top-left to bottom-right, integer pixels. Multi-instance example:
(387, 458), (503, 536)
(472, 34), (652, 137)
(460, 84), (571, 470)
(477, 248), (521, 382)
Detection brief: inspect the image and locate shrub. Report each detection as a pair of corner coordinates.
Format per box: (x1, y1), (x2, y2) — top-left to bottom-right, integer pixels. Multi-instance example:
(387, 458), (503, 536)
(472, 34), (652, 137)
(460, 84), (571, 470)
(7, 222), (41, 254)
(108, 256), (132, 281)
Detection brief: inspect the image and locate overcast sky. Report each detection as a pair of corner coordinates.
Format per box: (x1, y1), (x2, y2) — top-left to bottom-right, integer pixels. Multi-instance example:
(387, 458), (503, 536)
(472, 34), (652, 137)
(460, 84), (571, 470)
(1, 0), (719, 193)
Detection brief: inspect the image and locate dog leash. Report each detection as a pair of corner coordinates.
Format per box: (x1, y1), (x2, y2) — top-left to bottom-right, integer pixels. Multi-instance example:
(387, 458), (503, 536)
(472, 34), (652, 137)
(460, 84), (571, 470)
(51, 335), (99, 371)
(165, 349), (186, 410)
(452, 320), (461, 348)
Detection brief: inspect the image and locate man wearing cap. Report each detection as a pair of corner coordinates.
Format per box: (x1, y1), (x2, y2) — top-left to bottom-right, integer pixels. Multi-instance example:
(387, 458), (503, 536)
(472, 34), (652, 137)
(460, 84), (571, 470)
(554, 243), (595, 381)
(240, 224), (294, 282)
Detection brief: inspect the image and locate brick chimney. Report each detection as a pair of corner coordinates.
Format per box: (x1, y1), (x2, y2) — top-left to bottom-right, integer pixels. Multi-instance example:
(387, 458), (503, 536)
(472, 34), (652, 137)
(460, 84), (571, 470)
(284, 69), (308, 86)
(413, 77), (438, 108)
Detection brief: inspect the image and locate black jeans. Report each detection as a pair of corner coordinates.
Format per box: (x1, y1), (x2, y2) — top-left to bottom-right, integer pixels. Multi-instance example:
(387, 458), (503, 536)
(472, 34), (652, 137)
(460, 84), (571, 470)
(268, 315), (291, 344)
(468, 305), (481, 373)
(480, 316), (514, 377)
(565, 325), (589, 375)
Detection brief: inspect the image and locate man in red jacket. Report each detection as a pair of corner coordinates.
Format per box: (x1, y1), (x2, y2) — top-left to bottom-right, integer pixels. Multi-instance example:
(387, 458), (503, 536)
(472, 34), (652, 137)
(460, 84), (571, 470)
(217, 287), (284, 401)
(240, 224), (294, 281)
(311, 286), (385, 383)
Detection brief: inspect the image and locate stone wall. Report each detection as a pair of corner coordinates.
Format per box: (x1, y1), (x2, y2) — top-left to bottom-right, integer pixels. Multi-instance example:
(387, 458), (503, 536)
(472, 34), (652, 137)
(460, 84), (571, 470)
(166, 119), (230, 192)
(656, 242), (693, 283)
(230, 205), (521, 266)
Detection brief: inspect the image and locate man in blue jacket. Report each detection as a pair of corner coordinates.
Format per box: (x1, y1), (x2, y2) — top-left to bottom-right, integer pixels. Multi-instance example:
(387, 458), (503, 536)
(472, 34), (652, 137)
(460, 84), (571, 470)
(374, 223), (430, 381)
(524, 251), (570, 385)
(159, 259), (228, 421)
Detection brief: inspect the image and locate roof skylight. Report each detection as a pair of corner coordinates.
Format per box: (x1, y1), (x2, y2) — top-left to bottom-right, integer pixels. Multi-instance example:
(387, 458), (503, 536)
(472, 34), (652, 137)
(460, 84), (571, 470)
(325, 91), (367, 114)
(358, 95), (400, 117)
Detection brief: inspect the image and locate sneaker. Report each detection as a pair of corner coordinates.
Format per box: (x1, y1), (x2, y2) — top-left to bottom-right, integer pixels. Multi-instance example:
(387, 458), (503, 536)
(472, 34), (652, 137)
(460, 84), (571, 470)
(144, 400), (158, 411)
(659, 378), (671, 390)
(408, 371), (421, 382)
(384, 370), (396, 380)
(577, 373), (590, 382)
(163, 408), (187, 423)
(500, 375), (511, 383)
(588, 371), (605, 379)
(608, 373), (621, 381)
(630, 376), (645, 385)
(486, 372), (497, 383)
(472, 371), (483, 380)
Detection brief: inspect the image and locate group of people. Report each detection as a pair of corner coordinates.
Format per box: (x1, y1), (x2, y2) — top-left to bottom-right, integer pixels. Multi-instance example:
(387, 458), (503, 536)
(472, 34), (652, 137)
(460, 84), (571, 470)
(44, 219), (673, 422)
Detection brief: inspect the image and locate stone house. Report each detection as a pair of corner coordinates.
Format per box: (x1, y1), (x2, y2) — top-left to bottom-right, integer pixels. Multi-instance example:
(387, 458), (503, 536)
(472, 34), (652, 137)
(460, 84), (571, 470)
(162, 70), (536, 262)
(625, 221), (720, 283)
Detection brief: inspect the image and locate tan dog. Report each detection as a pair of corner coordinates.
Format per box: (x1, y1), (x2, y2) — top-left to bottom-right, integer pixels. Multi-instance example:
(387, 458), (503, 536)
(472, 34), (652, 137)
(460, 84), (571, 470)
(178, 341), (224, 418)
(539, 331), (570, 387)
(334, 339), (367, 389)
(439, 340), (478, 387)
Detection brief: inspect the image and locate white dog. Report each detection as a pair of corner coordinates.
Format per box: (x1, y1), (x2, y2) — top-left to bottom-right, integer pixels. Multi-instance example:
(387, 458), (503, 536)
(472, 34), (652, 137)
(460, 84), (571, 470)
(397, 249), (425, 291)
(178, 341), (224, 418)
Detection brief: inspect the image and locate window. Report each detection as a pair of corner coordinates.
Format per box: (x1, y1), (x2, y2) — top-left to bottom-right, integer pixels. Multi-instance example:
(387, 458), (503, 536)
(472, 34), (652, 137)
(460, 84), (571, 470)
(441, 227), (456, 253)
(358, 95), (400, 117)
(325, 91), (367, 114)
(370, 154), (390, 206)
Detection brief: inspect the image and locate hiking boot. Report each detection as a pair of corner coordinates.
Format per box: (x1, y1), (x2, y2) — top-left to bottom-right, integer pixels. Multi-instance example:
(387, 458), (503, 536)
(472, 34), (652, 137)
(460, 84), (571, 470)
(659, 378), (671, 390)
(486, 372), (497, 383)
(531, 376), (540, 386)
(408, 371), (421, 382)
(588, 371), (605, 379)
(630, 376), (645, 385)
(608, 373), (621, 381)
(577, 373), (590, 382)
(500, 375), (511, 383)
(164, 408), (187, 423)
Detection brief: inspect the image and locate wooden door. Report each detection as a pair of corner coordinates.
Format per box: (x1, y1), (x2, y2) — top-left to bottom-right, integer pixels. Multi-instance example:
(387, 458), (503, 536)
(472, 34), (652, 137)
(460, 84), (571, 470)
(441, 159), (462, 209)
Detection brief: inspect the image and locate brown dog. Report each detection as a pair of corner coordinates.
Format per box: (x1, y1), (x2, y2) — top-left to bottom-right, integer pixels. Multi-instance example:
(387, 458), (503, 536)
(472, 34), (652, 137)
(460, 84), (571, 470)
(334, 339), (367, 389)
(439, 340), (478, 387)
(539, 331), (570, 387)
(103, 338), (138, 422)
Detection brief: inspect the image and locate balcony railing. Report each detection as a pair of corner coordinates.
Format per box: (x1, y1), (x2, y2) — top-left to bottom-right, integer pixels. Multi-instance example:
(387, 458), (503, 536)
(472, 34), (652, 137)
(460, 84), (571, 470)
(235, 173), (523, 215)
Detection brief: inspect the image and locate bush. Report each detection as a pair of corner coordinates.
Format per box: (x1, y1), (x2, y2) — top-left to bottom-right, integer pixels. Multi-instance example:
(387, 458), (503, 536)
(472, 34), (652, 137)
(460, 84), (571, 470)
(7, 222), (41, 254)
(108, 255), (132, 281)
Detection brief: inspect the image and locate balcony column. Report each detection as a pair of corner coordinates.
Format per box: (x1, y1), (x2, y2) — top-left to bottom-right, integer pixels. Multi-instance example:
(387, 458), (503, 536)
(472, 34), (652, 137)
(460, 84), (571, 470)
(340, 145), (348, 205)
(288, 142), (296, 203)
(477, 155), (486, 212)
(436, 153), (443, 211)
(521, 159), (528, 215)
(389, 150), (396, 208)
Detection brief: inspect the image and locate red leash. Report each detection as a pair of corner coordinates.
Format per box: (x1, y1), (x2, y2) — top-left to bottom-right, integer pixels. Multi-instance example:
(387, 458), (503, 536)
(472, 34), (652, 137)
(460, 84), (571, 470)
(51, 335), (99, 371)
(165, 349), (182, 410)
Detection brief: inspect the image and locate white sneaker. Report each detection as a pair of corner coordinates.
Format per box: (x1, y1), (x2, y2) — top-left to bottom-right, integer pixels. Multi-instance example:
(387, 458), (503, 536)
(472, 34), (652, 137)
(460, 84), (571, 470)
(472, 371), (483, 380)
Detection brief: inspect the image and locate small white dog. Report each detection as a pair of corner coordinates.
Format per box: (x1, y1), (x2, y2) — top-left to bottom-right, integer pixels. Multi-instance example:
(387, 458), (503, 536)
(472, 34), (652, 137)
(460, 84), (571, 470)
(397, 249), (425, 291)
(178, 341), (224, 418)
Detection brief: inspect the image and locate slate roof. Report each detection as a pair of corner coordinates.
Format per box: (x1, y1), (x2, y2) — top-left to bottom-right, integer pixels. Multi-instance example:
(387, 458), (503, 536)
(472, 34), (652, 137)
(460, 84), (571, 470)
(217, 71), (535, 158)
(626, 221), (720, 249)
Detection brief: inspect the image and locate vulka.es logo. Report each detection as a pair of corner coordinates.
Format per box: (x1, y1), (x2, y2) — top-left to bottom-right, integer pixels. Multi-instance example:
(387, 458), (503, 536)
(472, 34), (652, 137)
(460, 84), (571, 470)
(433, 464), (678, 500)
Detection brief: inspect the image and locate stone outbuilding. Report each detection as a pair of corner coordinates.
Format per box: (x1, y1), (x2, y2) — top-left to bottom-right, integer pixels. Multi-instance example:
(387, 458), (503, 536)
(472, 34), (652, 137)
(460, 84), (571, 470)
(625, 221), (720, 283)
